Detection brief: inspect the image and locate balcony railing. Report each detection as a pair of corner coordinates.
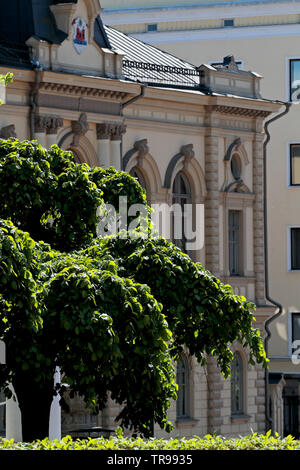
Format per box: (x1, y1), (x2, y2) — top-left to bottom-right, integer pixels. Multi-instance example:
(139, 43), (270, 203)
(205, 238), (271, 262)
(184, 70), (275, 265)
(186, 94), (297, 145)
(122, 60), (202, 90)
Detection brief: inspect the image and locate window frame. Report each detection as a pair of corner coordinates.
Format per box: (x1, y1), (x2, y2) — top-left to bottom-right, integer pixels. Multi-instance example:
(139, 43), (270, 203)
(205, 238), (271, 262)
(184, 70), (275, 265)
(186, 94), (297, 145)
(288, 142), (300, 187)
(146, 24), (158, 32)
(287, 57), (300, 102)
(287, 226), (300, 272)
(288, 311), (300, 357)
(228, 209), (243, 277)
(223, 18), (235, 28)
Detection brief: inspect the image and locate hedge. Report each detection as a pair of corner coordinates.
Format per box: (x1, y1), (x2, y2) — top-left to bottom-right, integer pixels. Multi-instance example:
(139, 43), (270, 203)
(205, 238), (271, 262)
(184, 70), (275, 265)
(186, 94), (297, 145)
(0, 431), (299, 450)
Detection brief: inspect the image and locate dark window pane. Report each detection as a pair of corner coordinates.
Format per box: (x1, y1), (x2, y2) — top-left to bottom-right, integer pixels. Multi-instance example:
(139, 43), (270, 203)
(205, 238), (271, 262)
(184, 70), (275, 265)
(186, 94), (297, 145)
(231, 352), (243, 415)
(290, 144), (300, 185)
(172, 173), (191, 251)
(292, 313), (300, 343)
(229, 210), (242, 276)
(291, 228), (300, 270)
(231, 153), (242, 180)
(290, 60), (300, 101)
(176, 356), (189, 419)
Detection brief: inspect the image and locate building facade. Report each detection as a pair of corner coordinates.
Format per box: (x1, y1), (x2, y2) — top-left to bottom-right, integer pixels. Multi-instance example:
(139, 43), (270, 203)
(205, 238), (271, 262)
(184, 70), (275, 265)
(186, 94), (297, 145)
(102, 0), (300, 439)
(0, 0), (282, 440)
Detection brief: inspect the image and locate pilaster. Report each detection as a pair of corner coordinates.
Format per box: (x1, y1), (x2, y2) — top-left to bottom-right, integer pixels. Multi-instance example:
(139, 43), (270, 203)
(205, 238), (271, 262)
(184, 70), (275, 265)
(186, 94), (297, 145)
(205, 133), (220, 277)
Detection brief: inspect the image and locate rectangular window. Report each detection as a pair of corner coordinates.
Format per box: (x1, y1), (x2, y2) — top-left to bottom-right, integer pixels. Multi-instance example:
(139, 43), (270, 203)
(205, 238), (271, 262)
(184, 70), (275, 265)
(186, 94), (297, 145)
(291, 313), (300, 358)
(292, 313), (300, 342)
(229, 210), (242, 276)
(290, 144), (300, 185)
(147, 24), (157, 32)
(289, 59), (300, 102)
(223, 19), (235, 27)
(290, 227), (300, 270)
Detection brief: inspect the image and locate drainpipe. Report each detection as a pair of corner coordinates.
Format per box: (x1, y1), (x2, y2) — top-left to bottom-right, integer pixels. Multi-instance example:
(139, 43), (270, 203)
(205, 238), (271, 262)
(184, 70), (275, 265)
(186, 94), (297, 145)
(120, 84), (147, 170)
(29, 65), (42, 140)
(263, 100), (292, 433)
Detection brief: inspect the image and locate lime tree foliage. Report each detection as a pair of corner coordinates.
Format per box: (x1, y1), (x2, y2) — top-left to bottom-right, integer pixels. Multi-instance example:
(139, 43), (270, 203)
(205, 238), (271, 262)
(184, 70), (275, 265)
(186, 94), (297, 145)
(0, 139), (267, 442)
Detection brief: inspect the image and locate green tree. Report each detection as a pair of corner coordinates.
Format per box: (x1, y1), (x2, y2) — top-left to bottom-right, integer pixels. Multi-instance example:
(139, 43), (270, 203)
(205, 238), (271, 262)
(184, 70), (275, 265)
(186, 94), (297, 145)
(0, 139), (267, 442)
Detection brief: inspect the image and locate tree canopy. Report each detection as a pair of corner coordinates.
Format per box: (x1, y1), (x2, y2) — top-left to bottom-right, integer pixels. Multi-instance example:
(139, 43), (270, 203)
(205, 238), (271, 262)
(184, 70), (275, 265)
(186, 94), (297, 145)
(0, 139), (268, 441)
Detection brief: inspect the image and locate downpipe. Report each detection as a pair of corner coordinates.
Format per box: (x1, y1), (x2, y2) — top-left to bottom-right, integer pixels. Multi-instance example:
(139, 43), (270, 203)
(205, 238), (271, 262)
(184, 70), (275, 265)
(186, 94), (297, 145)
(263, 100), (292, 433)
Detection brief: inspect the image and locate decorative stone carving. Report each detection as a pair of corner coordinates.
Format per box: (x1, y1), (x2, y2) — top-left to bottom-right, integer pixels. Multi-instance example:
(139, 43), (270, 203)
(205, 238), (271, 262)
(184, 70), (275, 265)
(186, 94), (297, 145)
(0, 124), (17, 139)
(96, 123), (113, 140)
(46, 117), (63, 135)
(96, 123), (127, 142)
(224, 138), (241, 162)
(133, 139), (149, 166)
(181, 143), (194, 169)
(220, 55), (240, 72)
(110, 124), (127, 141)
(34, 115), (48, 134)
(72, 113), (89, 146)
(34, 115), (63, 135)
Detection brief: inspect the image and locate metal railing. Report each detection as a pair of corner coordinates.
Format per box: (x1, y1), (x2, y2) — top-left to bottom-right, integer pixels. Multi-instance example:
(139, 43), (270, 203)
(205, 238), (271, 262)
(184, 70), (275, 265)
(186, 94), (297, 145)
(0, 41), (32, 68)
(122, 60), (201, 89)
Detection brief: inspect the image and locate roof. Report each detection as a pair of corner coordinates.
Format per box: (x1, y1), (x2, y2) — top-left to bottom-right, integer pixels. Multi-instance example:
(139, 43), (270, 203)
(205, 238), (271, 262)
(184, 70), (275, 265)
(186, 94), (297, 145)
(105, 26), (200, 89)
(0, 0), (68, 46)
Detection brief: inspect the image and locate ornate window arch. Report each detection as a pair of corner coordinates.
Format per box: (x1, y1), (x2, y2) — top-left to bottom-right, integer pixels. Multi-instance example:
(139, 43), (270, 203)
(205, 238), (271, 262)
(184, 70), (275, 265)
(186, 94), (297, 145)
(176, 354), (190, 419)
(231, 351), (244, 415)
(129, 166), (148, 192)
(58, 131), (98, 167)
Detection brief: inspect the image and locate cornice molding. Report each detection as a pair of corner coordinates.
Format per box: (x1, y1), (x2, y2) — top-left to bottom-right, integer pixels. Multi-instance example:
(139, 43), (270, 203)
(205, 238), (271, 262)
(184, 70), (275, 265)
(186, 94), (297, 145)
(210, 105), (271, 118)
(39, 82), (129, 101)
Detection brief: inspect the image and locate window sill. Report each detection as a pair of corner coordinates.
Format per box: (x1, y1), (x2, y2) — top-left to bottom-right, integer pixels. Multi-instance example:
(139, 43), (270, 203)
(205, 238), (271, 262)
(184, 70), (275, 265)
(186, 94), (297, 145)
(175, 418), (198, 428)
(230, 413), (251, 424)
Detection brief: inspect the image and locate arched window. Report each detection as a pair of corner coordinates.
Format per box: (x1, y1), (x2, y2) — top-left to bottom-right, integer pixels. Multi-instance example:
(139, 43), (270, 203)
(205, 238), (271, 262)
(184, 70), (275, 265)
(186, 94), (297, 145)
(129, 167), (147, 191)
(172, 172), (191, 252)
(176, 355), (190, 419)
(231, 352), (244, 415)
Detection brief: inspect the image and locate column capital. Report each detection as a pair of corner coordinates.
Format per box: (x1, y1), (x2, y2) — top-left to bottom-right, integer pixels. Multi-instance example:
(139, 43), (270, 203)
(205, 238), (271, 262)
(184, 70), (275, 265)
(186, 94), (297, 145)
(111, 123), (127, 141)
(34, 115), (63, 135)
(96, 123), (112, 140)
(46, 117), (63, 135)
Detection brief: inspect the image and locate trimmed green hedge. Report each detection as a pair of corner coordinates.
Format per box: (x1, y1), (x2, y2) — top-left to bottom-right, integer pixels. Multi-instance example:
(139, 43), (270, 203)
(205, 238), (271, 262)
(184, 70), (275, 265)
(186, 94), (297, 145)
(0, 431), (299, 450)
